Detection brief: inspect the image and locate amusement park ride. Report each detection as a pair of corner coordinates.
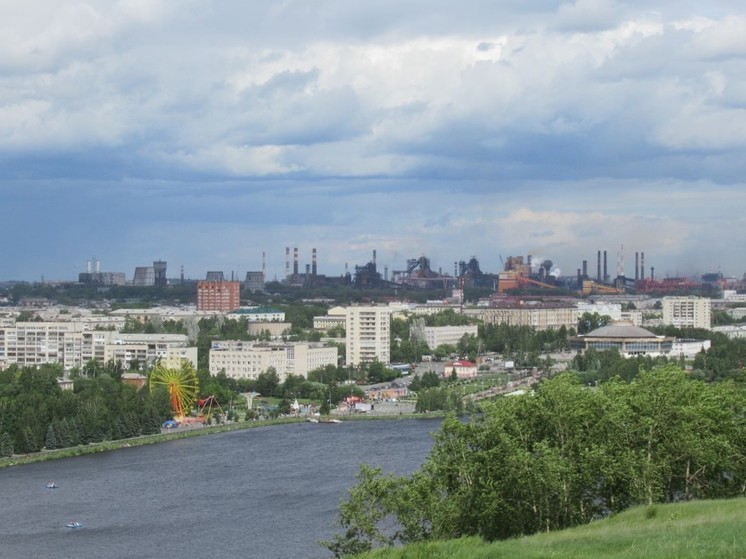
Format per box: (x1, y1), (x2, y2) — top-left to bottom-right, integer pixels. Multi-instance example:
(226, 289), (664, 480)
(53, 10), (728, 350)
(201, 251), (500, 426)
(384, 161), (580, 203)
(149, 362), (224, 425)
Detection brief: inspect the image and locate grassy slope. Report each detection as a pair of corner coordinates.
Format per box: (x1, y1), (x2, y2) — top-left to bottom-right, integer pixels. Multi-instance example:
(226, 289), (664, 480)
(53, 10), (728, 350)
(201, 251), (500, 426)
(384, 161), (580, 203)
(360, 498), (746, 559)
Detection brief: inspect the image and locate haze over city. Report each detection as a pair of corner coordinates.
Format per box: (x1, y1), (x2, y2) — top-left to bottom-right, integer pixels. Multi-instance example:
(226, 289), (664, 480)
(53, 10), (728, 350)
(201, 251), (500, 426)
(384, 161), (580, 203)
(1, 1), (744, 282)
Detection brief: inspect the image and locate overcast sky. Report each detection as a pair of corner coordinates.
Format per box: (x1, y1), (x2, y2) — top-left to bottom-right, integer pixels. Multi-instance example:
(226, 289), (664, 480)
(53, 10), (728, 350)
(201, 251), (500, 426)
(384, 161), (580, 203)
(1, 0), (744, 283)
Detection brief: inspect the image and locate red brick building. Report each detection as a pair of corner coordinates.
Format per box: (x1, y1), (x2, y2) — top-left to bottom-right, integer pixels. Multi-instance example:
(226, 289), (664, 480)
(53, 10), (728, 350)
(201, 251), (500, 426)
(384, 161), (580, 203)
(197, 281), (241, 312)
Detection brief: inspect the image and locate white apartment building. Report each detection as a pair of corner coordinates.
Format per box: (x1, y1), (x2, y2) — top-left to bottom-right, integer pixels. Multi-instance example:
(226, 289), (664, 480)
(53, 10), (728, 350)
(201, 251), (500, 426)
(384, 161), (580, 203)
(104, 333), (198, 370)
(662, 297), (711, 330)
(0, 321), (197, 371)
(345, 306), (391, 366)
(208, 341), (338, 381)
(423, 325), (479, 350)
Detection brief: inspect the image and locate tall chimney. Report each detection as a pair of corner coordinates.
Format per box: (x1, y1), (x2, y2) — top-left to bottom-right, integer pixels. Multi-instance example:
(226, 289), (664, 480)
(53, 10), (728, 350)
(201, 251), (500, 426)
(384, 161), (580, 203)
(527, 254), (533, 275)
(635, 252), (639, 281)
(87, 259), (91, 273)
(285, 247), (290, 279)
(651, 266), (655, 281)
(312, 248), (317, 276)
(293, 247), (299, 276)
(641, 252), (645, 280)
(262, 251), (266, 275)
(373, 250), (377, 265)
(597, 250), (601, 282)
(603, 251), (608, 282)
(582, 260), (587, 278)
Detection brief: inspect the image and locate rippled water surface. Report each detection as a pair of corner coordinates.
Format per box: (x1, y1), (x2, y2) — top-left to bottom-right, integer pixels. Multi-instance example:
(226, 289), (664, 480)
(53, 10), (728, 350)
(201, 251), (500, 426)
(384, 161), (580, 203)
(0, 419), (441, 559)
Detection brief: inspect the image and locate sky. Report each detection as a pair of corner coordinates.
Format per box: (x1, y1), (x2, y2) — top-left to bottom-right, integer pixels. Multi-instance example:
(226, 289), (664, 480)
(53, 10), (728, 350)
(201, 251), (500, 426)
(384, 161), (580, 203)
(1, 0), (745, 283)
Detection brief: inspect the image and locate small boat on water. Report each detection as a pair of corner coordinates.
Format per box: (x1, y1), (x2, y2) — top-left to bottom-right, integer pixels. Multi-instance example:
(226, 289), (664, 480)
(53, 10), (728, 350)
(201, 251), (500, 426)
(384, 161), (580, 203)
(46, 482), (58, 489)
(306, 417), (319, 423)
(319, 418), (342, 424)
(65, 521), (82, 529)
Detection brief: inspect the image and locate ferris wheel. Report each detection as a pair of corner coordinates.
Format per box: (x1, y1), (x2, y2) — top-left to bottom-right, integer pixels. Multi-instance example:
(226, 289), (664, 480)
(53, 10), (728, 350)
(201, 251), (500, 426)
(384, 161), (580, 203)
(149, 361), (199, 419)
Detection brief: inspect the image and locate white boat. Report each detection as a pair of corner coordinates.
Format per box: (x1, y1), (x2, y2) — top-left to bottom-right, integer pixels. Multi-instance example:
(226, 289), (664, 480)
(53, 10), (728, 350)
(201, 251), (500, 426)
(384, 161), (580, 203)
(46, 482), (58, 489)
(306, 417), (319, 423)
(65, 521), (82, 529)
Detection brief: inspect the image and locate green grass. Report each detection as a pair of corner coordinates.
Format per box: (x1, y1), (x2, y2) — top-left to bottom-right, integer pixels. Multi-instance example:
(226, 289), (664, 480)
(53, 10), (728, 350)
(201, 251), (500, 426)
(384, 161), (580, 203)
(359, 498), (746, 559)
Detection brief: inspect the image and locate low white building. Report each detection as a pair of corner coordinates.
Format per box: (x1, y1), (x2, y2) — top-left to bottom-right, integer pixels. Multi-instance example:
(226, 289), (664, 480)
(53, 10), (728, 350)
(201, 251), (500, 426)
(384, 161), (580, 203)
(209, 341), (338, 381)
(671, 339), (711, 359)
(227, 307), (286, 322)
(576, 302), (623, 321)
(423, 325), (479, 349)
(313, 306), (347, 330)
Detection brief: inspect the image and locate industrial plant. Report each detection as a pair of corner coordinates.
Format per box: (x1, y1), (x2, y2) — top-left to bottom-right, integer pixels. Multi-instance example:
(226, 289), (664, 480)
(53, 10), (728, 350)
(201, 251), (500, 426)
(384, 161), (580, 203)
(71, 244), (737, 297)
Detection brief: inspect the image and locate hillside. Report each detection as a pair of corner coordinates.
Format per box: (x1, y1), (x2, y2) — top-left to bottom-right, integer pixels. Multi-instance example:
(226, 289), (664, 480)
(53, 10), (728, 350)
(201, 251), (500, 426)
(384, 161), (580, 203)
(357, 498), (746, 559)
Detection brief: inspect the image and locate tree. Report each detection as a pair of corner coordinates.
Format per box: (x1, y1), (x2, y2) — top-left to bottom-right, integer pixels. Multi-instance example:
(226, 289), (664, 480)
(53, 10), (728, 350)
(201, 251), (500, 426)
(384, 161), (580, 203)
(329, 365), (746, 551)
(255, 368), (280, 398)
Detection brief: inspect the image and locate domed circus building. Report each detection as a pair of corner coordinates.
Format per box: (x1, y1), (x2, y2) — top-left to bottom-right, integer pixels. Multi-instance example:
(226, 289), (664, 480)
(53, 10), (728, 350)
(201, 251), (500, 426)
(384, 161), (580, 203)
(570, 321), (675, 357)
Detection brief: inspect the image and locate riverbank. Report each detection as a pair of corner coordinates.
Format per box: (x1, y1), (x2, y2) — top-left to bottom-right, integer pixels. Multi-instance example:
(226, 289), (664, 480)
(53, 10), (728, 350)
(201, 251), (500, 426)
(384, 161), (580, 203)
(0, 411), (440, 469)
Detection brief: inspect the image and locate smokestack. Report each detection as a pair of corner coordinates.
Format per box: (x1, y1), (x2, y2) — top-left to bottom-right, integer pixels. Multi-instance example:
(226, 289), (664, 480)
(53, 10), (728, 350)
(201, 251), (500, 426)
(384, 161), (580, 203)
(603, 251), (608, 283)
(635, 252), (639, 281)
(95, 259), (100, 273)
(312, 248), (317, 276)
(180, 265), (184, 284)
(87, 259), (91, 274)
(305, 264), (310, 276)
(384, 265), (389, 282)
(262, 251), (266, 275)
(527, 254), (533, 275)
(651, 266), (655, 281)
(582, 260), (587, 278)
(641, 252), (645, 280)
(293, 247), (298, 276)
(373, 250), (377, 265)
(454, 262), (458, 278)
(285, 247), (290, 279)
(577, 268), (582, 285)
(597, 250), (601, 282)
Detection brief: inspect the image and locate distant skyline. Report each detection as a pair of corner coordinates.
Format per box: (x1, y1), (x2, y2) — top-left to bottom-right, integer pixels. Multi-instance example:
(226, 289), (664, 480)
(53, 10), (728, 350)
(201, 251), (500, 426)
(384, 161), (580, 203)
(2, 1), (745, 282)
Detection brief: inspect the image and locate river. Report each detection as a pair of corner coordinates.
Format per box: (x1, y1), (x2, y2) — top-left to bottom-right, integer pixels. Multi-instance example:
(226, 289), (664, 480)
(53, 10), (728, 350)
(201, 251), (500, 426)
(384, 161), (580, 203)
(0, 418), (441, 559)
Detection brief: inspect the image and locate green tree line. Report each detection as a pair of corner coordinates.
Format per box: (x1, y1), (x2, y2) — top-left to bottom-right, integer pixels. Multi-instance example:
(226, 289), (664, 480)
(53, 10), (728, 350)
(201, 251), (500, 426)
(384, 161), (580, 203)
(0, 364), (171, 456)
(324, 365), (746, 556)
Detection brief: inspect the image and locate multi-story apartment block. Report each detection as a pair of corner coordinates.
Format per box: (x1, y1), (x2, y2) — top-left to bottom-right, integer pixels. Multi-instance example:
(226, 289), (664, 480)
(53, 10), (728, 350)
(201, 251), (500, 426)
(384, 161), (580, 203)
(208, 341), (338, 381)
(423, 325), (479, 350)
(345, 306), (391, 366)
(196, 280), (241, 312)
(662, 296), (711, 330)
(0, 321), (197, 371)
(479, 302), (577, 331)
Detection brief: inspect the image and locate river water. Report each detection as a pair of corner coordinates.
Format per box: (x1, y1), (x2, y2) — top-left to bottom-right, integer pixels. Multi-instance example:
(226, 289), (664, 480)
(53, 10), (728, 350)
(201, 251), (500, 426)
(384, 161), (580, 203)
(0, 418), (441, 559)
